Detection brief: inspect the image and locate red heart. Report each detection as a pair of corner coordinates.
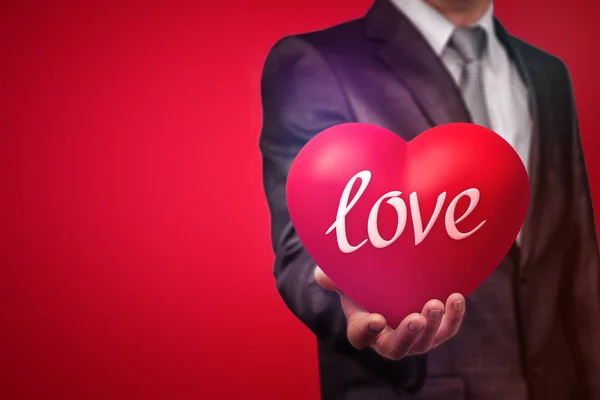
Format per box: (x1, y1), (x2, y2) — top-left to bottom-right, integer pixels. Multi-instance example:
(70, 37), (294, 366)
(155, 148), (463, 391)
(286, 123), (529, 327)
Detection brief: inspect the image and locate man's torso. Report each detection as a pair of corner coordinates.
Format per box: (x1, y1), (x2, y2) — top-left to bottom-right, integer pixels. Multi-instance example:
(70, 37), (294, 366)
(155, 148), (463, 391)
(290, 2), (581, 398)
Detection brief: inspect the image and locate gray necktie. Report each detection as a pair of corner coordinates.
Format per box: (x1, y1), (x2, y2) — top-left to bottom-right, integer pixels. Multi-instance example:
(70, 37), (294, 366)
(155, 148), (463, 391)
(448, 27), (490, 128)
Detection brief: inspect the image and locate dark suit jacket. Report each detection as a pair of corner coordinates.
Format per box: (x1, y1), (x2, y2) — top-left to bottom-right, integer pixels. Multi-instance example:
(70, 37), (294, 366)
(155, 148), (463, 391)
(259, 0), (600, 398)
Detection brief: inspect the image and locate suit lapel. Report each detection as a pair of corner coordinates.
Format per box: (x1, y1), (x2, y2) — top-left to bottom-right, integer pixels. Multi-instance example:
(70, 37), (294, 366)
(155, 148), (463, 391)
(494, 21), (546, 271)
(363, 1), (549, 271)
(364, 0), (471, 139)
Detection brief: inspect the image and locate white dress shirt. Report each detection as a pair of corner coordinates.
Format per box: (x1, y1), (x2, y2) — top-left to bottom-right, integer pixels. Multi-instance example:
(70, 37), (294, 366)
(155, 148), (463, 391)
(390, 0), (533, 175)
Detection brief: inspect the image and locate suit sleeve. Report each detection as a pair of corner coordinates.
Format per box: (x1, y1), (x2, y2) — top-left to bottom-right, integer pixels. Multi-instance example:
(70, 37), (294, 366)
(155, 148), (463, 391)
(258, 37), (427, 393)
(563, 64), (600, 399)
(258, 36), (354, 345)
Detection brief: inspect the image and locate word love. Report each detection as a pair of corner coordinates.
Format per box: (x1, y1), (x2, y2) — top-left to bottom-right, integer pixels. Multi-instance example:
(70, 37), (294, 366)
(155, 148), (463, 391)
(325, 170), (487, 253)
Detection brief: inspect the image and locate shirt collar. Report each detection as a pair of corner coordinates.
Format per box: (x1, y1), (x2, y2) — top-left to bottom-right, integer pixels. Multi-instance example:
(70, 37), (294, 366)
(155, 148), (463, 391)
(390, 0), (455, 55)
(390, 1), (500, 68)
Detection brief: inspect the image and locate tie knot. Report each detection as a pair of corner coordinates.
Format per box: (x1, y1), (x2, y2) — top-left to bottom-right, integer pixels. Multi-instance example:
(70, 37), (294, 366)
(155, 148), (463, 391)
(449, 26), (487, 62)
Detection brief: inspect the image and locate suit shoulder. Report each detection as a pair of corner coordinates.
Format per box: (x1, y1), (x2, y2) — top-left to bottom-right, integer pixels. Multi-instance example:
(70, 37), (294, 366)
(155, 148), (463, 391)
(263, 18), (366, 66)
(299, 18), (366, 51)
(509, 36), (569, 77)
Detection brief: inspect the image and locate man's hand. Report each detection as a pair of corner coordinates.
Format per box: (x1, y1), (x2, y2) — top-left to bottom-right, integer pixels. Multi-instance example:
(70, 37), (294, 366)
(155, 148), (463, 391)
(314, 266), (466, 360)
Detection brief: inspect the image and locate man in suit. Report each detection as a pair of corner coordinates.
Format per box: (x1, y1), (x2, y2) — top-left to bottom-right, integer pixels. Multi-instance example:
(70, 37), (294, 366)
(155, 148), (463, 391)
(259, 0), (600, 398)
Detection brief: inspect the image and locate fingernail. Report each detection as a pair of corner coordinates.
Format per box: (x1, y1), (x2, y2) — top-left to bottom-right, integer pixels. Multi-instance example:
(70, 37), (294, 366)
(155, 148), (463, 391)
(368, 323), (384, 333)
(453, 301), (464, 311)
(408, 322), (424, 333)
(428, 309), (442, 318)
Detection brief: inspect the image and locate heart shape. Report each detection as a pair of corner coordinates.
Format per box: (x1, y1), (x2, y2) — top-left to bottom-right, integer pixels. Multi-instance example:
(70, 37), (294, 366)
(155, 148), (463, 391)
(286, 123), (529, 327)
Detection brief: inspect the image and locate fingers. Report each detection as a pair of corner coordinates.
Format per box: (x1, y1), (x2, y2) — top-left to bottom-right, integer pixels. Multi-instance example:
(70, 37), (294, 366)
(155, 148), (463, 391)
(313, 266), (465, 356)
(347, 312), (388, 349)
(408, 299), (445, 354)
(433, 293), (466, 347)
(372, 313), (427, 360)
(372, 294), (465, 360)
(314, 266), (387, 349)
(339, 291), (388, 349)
(313, 265), (338, 291)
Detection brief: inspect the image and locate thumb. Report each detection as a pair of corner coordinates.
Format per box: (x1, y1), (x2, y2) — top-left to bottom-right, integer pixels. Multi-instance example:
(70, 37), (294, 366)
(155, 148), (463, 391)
(314, 265), (338, 291)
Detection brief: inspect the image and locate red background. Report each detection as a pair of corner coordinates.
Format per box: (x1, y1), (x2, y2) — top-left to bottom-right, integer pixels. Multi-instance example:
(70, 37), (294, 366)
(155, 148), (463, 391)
(1, 1), (598, 399)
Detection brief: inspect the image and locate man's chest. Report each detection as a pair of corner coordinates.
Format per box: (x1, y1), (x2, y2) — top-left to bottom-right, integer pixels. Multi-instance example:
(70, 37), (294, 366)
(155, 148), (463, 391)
(331, 54), (573, 257)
